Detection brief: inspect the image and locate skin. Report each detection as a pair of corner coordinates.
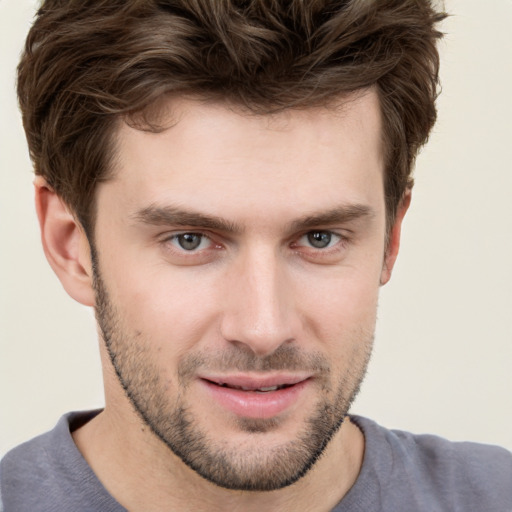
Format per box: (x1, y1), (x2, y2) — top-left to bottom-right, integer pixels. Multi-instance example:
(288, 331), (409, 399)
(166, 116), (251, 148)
(35, 89), (409, 511)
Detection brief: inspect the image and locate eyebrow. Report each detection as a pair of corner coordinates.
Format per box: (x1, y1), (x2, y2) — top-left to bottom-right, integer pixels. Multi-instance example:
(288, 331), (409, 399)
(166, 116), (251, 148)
(287, 204), (375, 232)
(132, 205), (242, 233)
(132, 203), (375, 234)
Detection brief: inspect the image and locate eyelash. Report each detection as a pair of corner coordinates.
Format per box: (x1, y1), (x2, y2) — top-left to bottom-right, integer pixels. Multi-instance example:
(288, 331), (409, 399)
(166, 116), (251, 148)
(162, 229), (349, 258)
(293, 231), (343, 251)
(166, 232), (215, 252)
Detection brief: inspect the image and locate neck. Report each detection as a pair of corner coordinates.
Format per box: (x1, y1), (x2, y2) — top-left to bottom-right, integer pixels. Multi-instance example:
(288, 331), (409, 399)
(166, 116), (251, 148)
(72, 407), (364, 512)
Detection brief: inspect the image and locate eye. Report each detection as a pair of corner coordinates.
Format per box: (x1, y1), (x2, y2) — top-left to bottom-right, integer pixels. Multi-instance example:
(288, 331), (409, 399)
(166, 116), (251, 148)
(169, 233), (211, 251)
(298, 230), (341, 249)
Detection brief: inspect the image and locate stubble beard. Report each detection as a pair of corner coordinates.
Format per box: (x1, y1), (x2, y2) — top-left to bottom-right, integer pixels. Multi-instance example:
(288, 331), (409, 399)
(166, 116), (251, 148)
(92, 258), (373, 491)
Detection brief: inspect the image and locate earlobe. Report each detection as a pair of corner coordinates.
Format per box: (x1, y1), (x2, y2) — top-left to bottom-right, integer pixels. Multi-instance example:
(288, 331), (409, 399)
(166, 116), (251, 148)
(380, 190), (411, 285)
(34, 176), (95, 306)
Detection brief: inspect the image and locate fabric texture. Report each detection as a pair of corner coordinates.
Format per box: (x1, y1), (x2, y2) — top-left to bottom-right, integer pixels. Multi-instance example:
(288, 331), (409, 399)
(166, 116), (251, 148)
(1, 410), (511, 512)
(332, 416), (512, 512)
(1, 411), (125, 512)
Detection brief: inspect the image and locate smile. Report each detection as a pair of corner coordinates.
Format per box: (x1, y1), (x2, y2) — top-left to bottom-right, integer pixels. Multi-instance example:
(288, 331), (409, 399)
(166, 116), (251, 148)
(211, 382), (294, 392)
(199, 374), (312, 419)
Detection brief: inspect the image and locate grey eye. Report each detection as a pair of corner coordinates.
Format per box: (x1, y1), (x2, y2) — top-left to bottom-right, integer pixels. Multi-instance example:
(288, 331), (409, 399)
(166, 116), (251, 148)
(176, 233), (204, 251)
(307, 231), (332, 249)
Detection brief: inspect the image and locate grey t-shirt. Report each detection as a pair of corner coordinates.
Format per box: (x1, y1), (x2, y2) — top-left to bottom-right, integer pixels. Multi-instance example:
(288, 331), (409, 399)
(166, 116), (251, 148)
(1, 410), (511, 511)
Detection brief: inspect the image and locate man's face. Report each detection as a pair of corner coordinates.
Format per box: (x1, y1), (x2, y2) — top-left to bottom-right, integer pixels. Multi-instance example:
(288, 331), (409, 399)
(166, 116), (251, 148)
(92, 91), (389, 490)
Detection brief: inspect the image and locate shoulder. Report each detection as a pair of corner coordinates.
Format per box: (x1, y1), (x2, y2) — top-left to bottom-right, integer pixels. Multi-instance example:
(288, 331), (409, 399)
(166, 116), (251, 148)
(1, 416), (67, 512)
(350, 416), (512, 511)
(390, 422), (511, 485)
(1, 411), (97, 478)
(0, 410), (122, 512)
(1, 420), (60, 489)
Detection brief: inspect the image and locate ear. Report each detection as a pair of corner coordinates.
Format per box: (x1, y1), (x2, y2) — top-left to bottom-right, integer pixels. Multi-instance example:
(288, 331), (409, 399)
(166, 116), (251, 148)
(380, 190), (411, 285)
(34, 176), (95, 306)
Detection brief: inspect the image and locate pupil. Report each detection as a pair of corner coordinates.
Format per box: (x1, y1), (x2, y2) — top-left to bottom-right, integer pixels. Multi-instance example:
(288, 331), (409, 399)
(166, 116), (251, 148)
(308, 231), (331, 248)
(178, 233), (202, 250)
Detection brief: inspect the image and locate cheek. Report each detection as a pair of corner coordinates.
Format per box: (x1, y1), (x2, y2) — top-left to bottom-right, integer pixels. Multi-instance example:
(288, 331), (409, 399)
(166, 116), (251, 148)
(101, 255), (223, 354)
(309, 276), (378, 384)
(296, 266), (380, 346)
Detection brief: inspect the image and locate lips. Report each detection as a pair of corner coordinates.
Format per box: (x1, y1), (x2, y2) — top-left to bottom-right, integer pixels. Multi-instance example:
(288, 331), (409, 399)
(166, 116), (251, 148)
(213, 382), (290, 392)
(203, 373), (309, 391)
(199, 374), (311, 419)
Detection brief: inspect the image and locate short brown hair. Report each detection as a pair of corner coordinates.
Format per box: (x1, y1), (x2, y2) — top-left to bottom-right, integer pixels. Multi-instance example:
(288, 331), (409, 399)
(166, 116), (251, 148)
(17, 0), (446, 234)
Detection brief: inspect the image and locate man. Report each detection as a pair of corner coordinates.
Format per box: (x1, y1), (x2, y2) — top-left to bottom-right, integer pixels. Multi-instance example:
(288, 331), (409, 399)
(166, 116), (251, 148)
(1, 0), (511, 511)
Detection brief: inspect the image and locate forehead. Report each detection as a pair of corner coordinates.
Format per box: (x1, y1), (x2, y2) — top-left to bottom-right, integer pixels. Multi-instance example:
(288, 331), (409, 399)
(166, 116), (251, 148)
(101, 90), (385, 226)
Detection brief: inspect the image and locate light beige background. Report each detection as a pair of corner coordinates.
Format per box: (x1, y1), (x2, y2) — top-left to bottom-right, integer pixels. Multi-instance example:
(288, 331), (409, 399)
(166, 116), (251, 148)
(1, 0), (511, 456)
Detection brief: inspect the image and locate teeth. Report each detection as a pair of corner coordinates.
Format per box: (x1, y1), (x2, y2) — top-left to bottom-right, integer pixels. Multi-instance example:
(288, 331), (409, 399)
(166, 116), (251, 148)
(215, 382), (282, 392)
(239, 385), (280, 392)
(257, 386), (279, 392)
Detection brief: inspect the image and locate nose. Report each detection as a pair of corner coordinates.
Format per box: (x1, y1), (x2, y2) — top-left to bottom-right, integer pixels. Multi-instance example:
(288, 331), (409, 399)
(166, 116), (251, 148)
(220, 245), (299, 357)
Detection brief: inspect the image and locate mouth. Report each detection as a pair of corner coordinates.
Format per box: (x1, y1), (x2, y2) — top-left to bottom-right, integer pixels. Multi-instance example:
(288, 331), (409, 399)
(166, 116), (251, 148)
(202, 373), (310, 391)
(205, 381), (296, 393)
(199, 374), (312, 419)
